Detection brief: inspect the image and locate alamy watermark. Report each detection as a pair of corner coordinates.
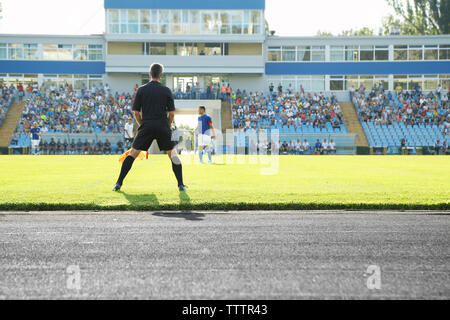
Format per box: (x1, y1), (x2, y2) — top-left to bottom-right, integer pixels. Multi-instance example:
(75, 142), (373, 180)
(66, 265), (81, 290)
(175, 128), (280, 175)
(365, 265), (381, 290)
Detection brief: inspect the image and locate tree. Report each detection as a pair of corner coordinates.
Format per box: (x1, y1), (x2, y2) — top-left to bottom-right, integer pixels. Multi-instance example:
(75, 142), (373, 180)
(316, 30), (333, 37)
(315, 28), (375, 37)
(384, 0), (449, 35)
(339, 27), (375, 36)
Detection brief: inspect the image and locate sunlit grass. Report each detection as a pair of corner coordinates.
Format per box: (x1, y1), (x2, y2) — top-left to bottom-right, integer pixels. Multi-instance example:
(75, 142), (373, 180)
(0, 155), (448, 210)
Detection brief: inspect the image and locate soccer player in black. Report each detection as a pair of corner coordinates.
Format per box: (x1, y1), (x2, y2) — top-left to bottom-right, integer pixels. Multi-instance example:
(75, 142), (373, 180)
(113, 63), (186, 191)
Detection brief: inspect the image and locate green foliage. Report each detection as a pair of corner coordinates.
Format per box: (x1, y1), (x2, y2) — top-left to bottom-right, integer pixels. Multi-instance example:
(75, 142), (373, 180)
(384, 0), (449, 35)
(316, 28), (375, 37)
(0, 155), (448, 210)
(316, 30), (334, 37)
(339, 27), (376, 36)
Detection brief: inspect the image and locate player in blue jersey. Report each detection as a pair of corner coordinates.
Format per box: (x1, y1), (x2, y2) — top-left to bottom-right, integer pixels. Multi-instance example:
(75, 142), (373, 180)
(195, 106), (215, 164)
(29, 122), (41, 155)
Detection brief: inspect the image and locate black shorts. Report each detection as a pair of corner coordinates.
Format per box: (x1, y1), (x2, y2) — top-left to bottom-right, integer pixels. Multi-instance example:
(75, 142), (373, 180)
(132, 120), (175, 152)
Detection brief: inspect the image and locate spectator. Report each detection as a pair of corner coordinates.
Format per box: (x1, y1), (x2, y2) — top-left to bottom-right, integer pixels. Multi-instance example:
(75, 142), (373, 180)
(117, 140), (124, 155)
(329, 139), (336, 154)
(302, 139), (310, 154)
(76, 138), (83, 154)
(434, 140), (441, 155)
(314, 139), (323, 155)
(104, 139), (111, 154)
(49, 138), (56, 155)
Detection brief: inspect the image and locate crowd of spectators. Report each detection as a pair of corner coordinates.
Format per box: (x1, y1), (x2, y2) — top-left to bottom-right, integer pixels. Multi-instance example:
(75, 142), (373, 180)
(246, 138), (337, 155)
(13, 83), (134, 138)
(36, 138), (125, 155)
(232, 86), (345, 131)
(0, 85), (16, 127)
(173, 81), (232, 101)
(354, 83), (449, 132)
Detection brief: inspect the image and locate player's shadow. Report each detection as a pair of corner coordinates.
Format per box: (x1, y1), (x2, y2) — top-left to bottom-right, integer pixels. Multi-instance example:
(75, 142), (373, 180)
(152, 211), (205, 221)
(120, 192), (160, 207)
(153, 192), (205, 221)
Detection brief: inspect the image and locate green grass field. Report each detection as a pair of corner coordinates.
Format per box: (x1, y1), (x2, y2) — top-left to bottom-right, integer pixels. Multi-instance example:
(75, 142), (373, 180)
(0, 155), (448, 210)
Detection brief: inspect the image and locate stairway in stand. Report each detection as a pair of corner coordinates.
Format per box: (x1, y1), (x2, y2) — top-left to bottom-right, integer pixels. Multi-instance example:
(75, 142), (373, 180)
(221, 100), (233, 134)
(340, 102), (368, 147)
(0, 100), (26, 147)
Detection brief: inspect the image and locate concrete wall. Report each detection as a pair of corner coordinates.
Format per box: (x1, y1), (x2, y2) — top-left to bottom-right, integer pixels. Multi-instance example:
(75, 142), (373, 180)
(108, 42), (142, 55)
(105, 73), (141, 93)
(229, 74), (265, 93)
(105, 54), (264, 74)
(229, 43), (262, 56)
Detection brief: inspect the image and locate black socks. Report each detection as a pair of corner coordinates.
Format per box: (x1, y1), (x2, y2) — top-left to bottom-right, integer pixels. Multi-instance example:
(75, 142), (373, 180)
(116, 155), (135, 185)
(117, 154), (184, 188)
(171, 157), (184, 186)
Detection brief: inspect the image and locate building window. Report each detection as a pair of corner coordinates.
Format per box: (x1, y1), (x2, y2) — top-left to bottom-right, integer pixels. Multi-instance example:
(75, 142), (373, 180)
(394, 45), (407, 60)
(345, 46), (359, 61)
(0, 43), (7, 59)
(424, 75), (438, 90)
(360, 46), (374, 61)
(88, 45), (103, 60)
(439, 45), (450, 60)
(8, 44), (24, 60)
(375, 46), (388, 61)
(205, 43), (223, 55)
(43, 44), (58, 60)
(120, 10), (128, 33)
(231, 11), (243, 34)
(23, 44), (38, 60)
(149, 43), (166, 55)
(58, 44), (73, 60)
(106, 9), (263, 35)
(108, 9), (120, 33)
(282, 46), (296, 61)
(128, 9), (139, 33)
(346, 76), (359, 90)
(408, 45), (423, 60)
(330, 46), (345, 61)
(251, 11), (261, 34)
(268, 47), (281, 61)
(311, 46), (325, 61)
(330, 75), (345, 91)
(73, 45), (88, 60)
(296, 46), (311, 61)
(439, 74), (450, 89)
(424, 45), (438, 60)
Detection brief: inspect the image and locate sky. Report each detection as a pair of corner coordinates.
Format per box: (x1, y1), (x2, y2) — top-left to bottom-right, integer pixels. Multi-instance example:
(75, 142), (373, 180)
(0, 0), (394, 36)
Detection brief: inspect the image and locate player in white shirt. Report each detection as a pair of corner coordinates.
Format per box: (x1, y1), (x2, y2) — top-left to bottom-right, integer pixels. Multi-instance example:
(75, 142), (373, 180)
(329, 139), (336, 154)
(295, 140), (301, 155)
(302, 140), (310, 154)
(124, 118), (135, 148)
(322, 139), (329, 155)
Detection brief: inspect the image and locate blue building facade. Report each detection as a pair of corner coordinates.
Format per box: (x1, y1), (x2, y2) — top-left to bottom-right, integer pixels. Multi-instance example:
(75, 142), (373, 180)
(0, 1), (449, 94)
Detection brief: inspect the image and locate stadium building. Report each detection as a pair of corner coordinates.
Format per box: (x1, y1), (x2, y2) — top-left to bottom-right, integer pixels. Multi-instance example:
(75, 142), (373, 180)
(1, 0), (448, 94)
(0, 0), (449, 155)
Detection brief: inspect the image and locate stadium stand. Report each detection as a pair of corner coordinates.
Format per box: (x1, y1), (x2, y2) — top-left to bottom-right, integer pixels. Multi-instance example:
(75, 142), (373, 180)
(353, 87), (449, 154)
(232, 90), (346, 133)
(9, 84), (132, 154)
(230, 89), (355, 154)
(0, 85), (15, 128)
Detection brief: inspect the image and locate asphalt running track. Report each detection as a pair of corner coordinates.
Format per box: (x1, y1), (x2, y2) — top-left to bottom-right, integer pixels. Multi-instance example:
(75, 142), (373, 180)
(0, 211), (449, 299)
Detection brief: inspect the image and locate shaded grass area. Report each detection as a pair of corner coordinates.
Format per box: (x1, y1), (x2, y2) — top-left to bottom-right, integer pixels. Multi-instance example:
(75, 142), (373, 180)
(0, 155), (448, 211)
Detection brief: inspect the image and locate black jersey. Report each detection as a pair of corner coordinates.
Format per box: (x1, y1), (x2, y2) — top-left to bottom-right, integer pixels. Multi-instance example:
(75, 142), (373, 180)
(132, 81), (175, 122)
